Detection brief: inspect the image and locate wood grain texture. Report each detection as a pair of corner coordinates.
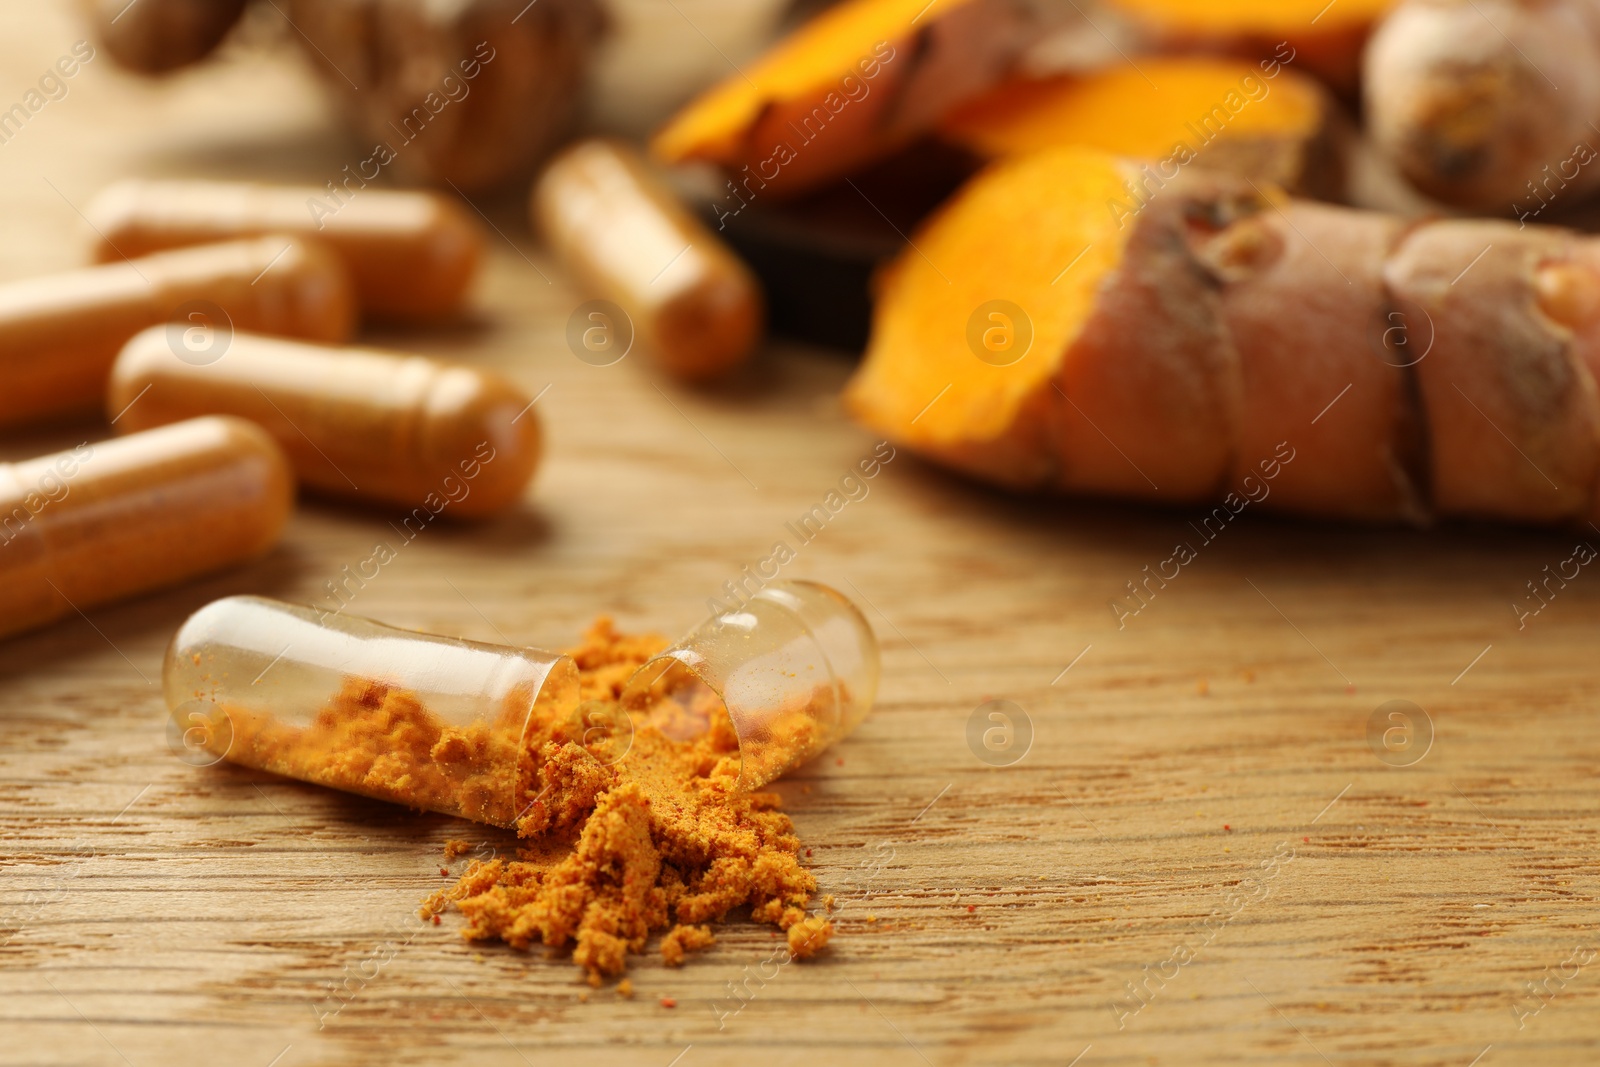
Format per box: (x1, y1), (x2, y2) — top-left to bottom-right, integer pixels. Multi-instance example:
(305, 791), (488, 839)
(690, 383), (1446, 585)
(3, 6), (1600, 1067)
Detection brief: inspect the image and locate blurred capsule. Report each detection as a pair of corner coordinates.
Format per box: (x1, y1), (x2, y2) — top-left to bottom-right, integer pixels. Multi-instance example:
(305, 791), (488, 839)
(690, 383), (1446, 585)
(109, 329), (540, 518)
(533, 139), (763, 380)
(86, 179), (483, 322)
(0, 236), (353, 429)
(0, 416), (294, 641)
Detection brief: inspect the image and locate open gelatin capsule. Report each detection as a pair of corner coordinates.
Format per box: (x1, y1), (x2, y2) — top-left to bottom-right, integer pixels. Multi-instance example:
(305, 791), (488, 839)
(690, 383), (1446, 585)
(164, 582), (878, 830)
(620, 582), (879, 788)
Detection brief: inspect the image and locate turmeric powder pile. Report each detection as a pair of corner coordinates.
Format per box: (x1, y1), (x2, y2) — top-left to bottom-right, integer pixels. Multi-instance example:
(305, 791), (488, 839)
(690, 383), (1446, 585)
(216, 617), (834, 982)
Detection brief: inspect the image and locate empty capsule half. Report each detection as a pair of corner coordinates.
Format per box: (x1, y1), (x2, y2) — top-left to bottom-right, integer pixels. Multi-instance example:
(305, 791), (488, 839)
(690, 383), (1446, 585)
(0, 236), (353, 428)
(109, 328), (541, 518)
(621, 581), (879, 788)
(0, 416), (294, 640)
(86, 179), (483, 321)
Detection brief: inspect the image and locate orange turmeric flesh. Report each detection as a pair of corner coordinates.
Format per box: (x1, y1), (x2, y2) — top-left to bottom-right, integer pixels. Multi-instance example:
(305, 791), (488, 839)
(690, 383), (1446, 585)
(940, 57), (1341, 196)
(1106, 0), (1393, 38)
(213, 618), (832, 982)
(652, 0), (1034, 198)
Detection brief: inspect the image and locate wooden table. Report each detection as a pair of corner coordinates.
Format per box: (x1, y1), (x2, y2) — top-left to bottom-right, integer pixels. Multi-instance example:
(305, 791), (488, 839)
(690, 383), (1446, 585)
(4, 6), (1599, 1066)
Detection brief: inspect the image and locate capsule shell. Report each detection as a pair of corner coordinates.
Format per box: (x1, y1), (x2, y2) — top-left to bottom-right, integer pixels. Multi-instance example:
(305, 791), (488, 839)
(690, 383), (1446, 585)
(108, 329), (541, 518)
(86, 180), (484, 322)
(0, 416), (294, 641)
(0, 236), (354, 429)
(163, 596), (580, 829)
(533, 139), (764, 380)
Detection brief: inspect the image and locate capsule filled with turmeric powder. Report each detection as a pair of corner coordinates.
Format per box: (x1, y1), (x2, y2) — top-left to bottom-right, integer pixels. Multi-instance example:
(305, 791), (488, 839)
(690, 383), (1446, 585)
(533, 139), (764, 380)
(109, 328), (540, 518)
(0, 416), (294, 641)
(85, 180), (483, 322)
(163, 581), (878, 827)
(0, 236), (353, 429)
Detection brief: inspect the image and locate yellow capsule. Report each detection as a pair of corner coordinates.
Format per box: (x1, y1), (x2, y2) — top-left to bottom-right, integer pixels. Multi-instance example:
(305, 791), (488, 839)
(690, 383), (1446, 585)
(108, 329), (541, 518)
(533, 139), (763, 380)
(0, 416), (294, 641)
(86, 179), (483, 322)
(0, 236), (353, 429)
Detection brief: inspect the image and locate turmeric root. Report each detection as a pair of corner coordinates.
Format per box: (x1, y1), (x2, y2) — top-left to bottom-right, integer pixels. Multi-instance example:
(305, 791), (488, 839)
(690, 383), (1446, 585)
(82, 0), (247, 75)
(83, 0), (605, 191)
(284, 0), (606, 192)
(1365, 0), (1600, 212)
(1102, 0), (1394, 94)
(845, 147), (1600, 527)
(651, 0), (1038, 201)
(939, 56), (1347, 198)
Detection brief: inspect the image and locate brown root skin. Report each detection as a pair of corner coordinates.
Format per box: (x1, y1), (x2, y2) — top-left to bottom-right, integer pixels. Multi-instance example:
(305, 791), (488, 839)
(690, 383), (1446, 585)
(1054, 167), (1256, 503)
(1366, 0), (1600, 211)
(1386, 222), (1600, 523)
(1206, 201), (1426, 522)
(286, 0), (606, 193)
(84, 0), (247, 75)
(653, 0), (1037, 201)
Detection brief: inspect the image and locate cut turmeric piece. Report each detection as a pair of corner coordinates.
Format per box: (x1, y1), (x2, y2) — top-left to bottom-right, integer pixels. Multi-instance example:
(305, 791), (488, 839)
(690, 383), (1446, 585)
(652, 0), (1036, 199)
(1107, 0), (1393, 38)
(846, 145), (1600, 527)
(1104, 0), (1396, 93)
(939, 57), (1344, 197)
(845, 146), (1257, 503)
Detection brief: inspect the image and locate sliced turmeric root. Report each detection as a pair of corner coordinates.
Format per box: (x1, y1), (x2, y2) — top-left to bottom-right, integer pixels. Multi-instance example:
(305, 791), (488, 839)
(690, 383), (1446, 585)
(1104, 0), (1395, 94)
(844, 147), (1256, 503)
(939, 57), (1346, 198)
(847, 146), (1600, 527)
(651, 0), (1036, 200)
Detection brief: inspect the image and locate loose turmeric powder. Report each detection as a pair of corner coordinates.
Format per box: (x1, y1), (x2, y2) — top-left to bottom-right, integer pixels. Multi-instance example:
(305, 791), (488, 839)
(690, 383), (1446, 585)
(209, 616), (833, 981)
